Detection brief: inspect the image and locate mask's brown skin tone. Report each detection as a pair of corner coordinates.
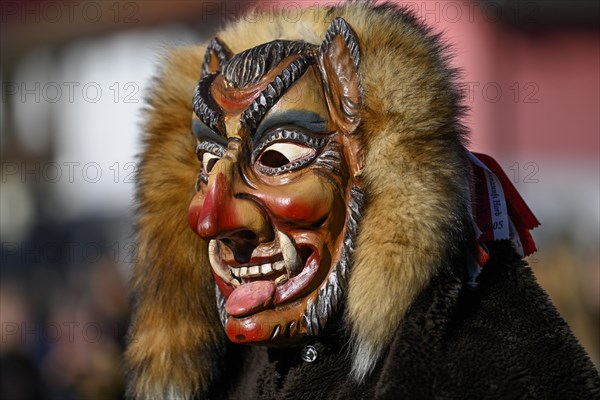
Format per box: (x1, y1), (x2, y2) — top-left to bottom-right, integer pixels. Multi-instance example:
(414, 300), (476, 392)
(188, 58), (355, 345)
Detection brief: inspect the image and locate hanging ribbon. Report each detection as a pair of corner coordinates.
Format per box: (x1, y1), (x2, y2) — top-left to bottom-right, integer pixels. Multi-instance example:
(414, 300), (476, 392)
(466, 152), (540, 284)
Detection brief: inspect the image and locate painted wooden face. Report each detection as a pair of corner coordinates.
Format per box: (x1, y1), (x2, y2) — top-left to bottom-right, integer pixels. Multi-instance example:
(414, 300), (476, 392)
(187, 19), (363, 345)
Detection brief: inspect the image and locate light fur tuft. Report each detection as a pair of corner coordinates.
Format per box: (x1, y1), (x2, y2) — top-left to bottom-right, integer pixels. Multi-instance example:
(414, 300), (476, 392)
(125, 46), (225, 399)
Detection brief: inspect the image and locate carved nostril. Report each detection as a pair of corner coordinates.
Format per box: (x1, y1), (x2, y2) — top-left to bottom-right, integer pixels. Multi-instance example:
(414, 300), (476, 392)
(222, 241), (254, 264)
(236, 230), (258, 241)
(220, 230), (260, 263)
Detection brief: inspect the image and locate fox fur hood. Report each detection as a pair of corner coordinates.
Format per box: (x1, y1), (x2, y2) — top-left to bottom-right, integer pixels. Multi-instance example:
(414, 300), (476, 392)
(127, 3), (486, 398)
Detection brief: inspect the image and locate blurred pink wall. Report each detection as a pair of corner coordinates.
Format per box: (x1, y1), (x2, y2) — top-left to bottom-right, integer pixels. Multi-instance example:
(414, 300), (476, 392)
(392, 1), (600, 159)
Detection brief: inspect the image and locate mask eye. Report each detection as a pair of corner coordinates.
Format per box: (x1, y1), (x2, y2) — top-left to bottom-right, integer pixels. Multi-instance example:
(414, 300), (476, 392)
(257, 142), (316, 175)
(202, 152), (220, 175)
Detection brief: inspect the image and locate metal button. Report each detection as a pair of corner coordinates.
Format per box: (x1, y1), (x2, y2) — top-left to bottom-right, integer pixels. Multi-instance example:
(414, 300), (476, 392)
(300, 345), (318, 363)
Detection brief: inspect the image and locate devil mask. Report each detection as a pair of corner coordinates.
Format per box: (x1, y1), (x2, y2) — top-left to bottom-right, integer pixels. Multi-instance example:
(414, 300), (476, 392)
(187, 19), (364, 345)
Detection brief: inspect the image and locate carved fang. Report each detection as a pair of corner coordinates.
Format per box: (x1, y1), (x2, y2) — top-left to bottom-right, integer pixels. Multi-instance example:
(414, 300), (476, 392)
(275, 274), (289, 286)
(208, 240), (240, 287)
(277, 231), (302, 276)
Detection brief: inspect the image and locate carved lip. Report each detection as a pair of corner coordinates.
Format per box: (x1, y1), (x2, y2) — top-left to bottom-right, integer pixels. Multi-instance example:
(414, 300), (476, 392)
(211, 242), (321, 312)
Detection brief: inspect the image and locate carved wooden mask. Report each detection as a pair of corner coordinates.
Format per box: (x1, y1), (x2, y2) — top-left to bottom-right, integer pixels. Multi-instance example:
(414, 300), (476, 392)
(187, 18), (364, 345)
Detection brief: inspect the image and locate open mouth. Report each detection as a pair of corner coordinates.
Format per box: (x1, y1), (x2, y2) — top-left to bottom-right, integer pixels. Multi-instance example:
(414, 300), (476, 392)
(208, 233), (319, 318)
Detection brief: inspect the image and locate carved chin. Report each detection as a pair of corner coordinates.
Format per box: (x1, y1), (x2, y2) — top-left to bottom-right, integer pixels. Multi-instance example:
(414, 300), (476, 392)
(213, 185), (365, 344)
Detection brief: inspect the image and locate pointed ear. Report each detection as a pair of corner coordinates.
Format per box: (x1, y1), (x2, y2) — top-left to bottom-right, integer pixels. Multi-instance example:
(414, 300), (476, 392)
(201, 38), (232, 77)
(318, 18), (362, 135)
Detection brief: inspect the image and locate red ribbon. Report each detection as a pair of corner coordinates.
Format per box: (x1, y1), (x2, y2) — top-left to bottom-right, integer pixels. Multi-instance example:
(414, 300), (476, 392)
(469, 152), (540, 261)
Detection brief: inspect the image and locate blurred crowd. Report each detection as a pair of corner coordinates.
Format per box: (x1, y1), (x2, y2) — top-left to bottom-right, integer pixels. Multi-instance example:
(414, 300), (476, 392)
(1, 219), (131, 399)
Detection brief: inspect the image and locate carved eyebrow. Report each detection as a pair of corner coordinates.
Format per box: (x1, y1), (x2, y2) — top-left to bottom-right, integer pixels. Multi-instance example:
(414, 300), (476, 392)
(192, 73), (226, 136)
(240, 54), (314, 133)
(192, 119), (227, 146)
(255, 110), (327, 143)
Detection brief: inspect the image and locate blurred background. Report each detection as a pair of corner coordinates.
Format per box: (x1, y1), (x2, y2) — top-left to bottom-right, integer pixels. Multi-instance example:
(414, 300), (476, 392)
(1, 0), (598, 398)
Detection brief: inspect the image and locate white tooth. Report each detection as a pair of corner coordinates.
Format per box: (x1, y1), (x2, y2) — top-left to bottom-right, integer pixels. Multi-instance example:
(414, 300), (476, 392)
(278, 231), (301, 275)
(240, 267), (248, 277)
(249, 266), (260, 276)
(273, 261), (285, 271)
(261, 263), (273, 274)
(208, 240), (239, 287)
(229, 266), (241, 278)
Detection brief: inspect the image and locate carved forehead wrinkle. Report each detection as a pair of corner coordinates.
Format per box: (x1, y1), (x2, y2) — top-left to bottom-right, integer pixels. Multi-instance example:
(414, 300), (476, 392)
(210, 54), (310, 138)
(214, 54), (318, 139)
(212, 54), (302, 117)
(221, 40), (313, 88)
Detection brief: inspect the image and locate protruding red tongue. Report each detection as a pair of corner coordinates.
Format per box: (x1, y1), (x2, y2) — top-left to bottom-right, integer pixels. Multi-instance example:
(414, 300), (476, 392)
(225, 280), (275, 317)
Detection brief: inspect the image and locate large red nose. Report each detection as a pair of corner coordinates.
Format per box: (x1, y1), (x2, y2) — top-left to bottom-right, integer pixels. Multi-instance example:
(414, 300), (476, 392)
(189, 173), (240, 237)
(188, 168), (273, 263)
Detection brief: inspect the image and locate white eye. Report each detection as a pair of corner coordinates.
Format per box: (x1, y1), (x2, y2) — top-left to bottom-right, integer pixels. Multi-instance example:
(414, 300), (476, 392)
(258, 142), (315, 170)
(202, 152), (220, 174)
